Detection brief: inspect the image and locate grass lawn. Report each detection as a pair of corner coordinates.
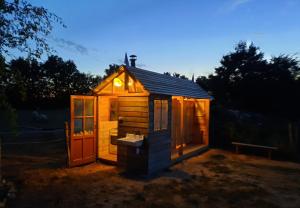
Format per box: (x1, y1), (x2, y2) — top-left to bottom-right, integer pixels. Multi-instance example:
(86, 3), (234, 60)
(3, 141), (300, 208)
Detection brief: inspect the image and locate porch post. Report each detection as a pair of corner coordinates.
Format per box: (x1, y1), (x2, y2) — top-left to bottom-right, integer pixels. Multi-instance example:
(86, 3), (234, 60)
(179, 97), (184, 156)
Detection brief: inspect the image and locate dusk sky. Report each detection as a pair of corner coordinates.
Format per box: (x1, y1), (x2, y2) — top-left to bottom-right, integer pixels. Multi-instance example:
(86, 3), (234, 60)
(29, 0), (300, 78)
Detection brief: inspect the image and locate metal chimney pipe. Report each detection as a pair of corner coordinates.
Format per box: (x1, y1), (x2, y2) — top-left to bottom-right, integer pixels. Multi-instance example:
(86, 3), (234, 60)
(129, 55), (137, 67)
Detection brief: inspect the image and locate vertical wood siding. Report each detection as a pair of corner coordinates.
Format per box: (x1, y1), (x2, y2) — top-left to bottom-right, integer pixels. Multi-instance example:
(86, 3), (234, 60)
(147, 94), (172, 174)
(195, 99), (210, 145)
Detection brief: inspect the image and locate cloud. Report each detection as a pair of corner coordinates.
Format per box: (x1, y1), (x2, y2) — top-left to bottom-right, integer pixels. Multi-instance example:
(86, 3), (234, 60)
(230, 0), (251, 10)
(52, 37), (89, 55)
(219, 0), (252, 13)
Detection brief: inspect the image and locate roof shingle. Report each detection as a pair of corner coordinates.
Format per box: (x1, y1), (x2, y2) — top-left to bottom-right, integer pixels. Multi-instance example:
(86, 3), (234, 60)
(126, 66), (212, 99)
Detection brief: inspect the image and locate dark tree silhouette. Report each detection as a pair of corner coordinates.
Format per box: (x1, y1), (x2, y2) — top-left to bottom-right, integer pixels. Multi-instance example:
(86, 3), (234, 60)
(0, 0), (64, 129)
(4, 56), (102, 108)
(103, 64), (119, 79)
(196, 76), (210, 91)
(198, 41), (300, 119)
(0, 0), (65, 57)
(164, 72), (189, 80)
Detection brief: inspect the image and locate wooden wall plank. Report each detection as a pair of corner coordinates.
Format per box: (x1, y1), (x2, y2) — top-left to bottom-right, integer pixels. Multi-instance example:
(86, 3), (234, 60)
(119, 101), (148, 107)
(118, 96), (149, 137)
(119, 106), (148, 112)
(121, 117), (148, 123)
(119, 111), (148, 118)
(148, 141), (170, 153)
(118, 96), (148, 102)
(119, 121), (148, 128)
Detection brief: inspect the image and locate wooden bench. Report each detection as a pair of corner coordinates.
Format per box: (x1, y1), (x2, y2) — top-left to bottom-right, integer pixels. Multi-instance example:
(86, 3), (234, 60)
(232, 142), (278, 159)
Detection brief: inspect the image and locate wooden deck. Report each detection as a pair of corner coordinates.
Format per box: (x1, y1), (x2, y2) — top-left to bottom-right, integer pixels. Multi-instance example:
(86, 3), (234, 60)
(171, 144), (208, 164)
(99, 153), (117, 165)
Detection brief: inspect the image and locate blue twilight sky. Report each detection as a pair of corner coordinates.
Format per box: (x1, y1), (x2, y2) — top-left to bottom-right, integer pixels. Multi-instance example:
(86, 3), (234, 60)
(27, 0), (300, 78)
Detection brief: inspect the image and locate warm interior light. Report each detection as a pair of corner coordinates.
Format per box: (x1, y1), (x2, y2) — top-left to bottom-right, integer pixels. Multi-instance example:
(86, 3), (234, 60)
(113, 78), (123, 87)
(128, 80), (133, 86)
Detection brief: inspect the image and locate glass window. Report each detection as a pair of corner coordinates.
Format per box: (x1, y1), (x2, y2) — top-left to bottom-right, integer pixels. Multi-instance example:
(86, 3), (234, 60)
(74, 99), (83, 116)
(110, 99), (118, 121)
(85, 117), (94, 135)
(73, 98), (94, 136)
(74, 118), (83, 135)
(85, 99), (94, 116)
(154, 100), (162, 131)
(161, 100), (168, 130)
(154, 99), (168, 131)
(128, 77), (136, 93)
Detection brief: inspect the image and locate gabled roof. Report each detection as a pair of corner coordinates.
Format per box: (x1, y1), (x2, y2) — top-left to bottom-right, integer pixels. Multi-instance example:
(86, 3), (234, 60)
(126, 66), (212, 99)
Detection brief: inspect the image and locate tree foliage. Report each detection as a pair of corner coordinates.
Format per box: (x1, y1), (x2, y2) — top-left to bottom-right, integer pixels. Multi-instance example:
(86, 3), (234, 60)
(3, 56), (102, 108)
(197, 41), (300, 119)
(164, 72), (189, 80)
(103, 64), (119, 79)
(0, 55), (17, 130)
(0, 0), (65, 58)
(0, 0), (65, 130)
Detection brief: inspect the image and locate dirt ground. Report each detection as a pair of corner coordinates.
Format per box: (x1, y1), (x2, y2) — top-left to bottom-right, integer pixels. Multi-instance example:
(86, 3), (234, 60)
(3, 141), (300, 208)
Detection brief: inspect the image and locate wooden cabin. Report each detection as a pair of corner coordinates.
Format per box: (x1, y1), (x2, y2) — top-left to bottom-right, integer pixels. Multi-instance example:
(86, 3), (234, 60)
(69, 62), (212, 174)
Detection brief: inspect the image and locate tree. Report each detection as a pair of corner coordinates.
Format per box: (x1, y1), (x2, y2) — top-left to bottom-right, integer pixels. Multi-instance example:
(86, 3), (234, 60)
(103, 64), (119, 79)
(0, 0), (65, 58)
(0, 55), (17, 130)
(196, 76), (210, 91)
(164, 72), (189, 80)
(6, 58), (28, 107)
(3, 56), (102, 108)
(0, 0), (64, 130)
(267, 55), (300, 118)
(211, 41), (268, 108)
(41, 56), (101, 107)
(43, 56), (77, 101)
(202, 41), (300, 118)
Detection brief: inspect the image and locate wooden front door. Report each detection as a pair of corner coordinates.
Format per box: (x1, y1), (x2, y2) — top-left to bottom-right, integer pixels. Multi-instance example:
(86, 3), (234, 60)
(70, 95), (96, 167)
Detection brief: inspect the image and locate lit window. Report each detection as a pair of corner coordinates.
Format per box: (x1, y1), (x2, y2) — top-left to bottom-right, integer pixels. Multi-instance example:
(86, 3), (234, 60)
(73, 98), (94, 136)
(113, 78), (123, 87)
(154, 100), (168, 131)
(128, 77), (136, 92)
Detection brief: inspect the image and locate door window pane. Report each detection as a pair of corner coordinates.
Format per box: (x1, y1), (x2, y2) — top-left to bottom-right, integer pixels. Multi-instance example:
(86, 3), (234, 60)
(74, 99), (83, 116)
(74, 118), (83, 135)
(73, 97), (95, 136)
(85, 118), (94, 135)
(85, 99), (94, 116)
